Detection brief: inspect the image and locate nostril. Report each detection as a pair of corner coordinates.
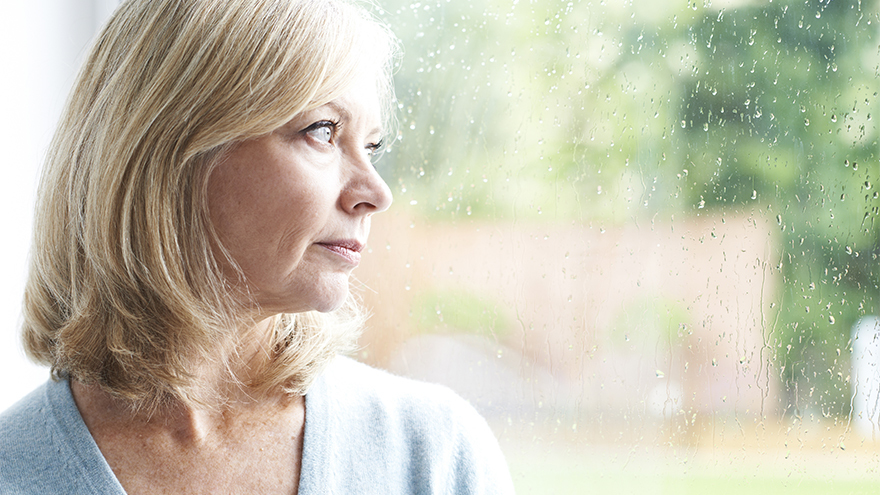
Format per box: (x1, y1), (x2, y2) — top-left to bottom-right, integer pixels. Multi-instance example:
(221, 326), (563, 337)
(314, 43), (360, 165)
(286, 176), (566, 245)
(344, 166), (392, 214)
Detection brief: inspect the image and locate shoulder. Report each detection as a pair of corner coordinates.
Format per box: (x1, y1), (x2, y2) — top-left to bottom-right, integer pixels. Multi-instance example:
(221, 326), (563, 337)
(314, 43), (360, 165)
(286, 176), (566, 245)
(0, 379), (124, 494)
(322, 357), (499, 447)
(0, 382), (52, 454)
(302, 357), (514, 495)
(323, 356), (476, 417)
(0, 381), (62, 493)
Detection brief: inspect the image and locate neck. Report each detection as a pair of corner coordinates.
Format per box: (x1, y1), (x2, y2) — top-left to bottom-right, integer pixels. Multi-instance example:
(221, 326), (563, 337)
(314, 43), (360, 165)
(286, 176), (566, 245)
(72, 379), (302, 445)
(70, 316), (291, 438)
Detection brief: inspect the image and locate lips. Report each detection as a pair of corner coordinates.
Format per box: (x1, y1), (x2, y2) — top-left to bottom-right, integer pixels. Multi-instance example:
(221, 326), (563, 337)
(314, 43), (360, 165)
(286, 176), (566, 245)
(316, 240), (363, 266)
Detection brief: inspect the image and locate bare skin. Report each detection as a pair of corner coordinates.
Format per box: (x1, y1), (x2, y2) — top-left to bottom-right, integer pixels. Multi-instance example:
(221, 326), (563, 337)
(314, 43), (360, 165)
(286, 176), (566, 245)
(71, 318), (305, 494)
(71, 381), (305, 495)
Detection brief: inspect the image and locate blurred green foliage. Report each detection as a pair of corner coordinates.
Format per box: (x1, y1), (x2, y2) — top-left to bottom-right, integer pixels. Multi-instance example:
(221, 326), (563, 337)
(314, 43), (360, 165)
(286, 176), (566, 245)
(411, 288), (513, 339)
(610, 295), (692, 348)
(378, 0), (880, 417)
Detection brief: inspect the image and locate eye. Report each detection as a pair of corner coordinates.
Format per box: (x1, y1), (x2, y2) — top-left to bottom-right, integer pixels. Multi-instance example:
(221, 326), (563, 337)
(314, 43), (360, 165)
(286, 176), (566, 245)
(303, 120), (339, 144)
(366, 139), (385, 158)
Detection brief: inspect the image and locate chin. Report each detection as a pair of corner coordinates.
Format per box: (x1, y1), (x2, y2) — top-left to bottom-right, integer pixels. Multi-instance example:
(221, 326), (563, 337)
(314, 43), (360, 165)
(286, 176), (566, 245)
(307, 285), (351, 314)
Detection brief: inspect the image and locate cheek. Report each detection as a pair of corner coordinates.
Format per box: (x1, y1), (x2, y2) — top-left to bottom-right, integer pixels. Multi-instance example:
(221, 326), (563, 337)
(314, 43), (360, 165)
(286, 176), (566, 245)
(208, 167), (267, 244)
(206, 155), (296, 265)
(208, 162), (332, 264)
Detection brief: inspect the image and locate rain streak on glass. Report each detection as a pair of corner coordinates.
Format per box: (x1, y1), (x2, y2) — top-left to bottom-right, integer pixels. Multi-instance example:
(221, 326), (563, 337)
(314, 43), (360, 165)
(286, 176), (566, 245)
(355, 0), (880, 492)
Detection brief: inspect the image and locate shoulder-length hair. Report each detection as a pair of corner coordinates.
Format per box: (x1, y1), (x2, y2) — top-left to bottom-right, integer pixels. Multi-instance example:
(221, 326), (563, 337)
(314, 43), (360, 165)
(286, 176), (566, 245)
(22, 0), (398, 411)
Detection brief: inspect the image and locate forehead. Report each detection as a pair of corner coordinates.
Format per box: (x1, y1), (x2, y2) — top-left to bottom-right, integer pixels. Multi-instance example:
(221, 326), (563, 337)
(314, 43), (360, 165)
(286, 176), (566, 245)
(318, 72), (384, 132)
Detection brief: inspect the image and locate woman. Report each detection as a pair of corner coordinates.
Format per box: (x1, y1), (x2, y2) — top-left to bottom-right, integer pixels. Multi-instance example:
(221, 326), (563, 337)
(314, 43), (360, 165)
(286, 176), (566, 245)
(0, 0), (514, 493)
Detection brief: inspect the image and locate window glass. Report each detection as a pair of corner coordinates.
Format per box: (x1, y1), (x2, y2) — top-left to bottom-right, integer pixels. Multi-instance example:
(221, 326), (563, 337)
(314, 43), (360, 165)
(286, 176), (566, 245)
(358, 0), (880, 491)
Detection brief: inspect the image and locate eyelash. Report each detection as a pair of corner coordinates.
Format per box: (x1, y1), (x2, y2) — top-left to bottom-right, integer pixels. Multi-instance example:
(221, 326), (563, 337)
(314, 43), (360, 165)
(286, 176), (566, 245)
(303, 120), (384, 158)
(366, 139), (385, 157)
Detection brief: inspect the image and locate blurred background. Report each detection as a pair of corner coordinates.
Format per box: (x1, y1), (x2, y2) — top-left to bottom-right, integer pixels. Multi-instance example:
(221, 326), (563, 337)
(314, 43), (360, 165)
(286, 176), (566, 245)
(3, 0), (880, 493)
(0, 0), (121, 413)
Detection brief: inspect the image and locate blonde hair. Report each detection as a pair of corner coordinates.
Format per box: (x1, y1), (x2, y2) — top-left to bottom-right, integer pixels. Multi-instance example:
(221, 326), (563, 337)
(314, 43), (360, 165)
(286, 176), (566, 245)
(22, 0), (398, 411)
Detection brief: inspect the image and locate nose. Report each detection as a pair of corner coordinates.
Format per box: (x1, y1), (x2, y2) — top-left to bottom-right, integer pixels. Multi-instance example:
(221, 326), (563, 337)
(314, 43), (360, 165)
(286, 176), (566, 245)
(340, 154), (393, 215)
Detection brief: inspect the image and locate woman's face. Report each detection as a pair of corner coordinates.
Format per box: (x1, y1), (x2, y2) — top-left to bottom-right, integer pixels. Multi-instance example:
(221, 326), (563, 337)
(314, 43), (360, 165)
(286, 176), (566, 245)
(208, 73), (393, 315)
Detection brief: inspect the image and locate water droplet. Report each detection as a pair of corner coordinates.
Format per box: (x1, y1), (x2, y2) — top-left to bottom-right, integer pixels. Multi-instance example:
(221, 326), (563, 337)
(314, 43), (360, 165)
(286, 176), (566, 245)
(866, 181), (873, 190)
(777, 214), (782, 225)
(804, 118), (810, 126)
(832, 114), (838, 123)
(655, 370), (665, 378)
(751, 190), (757, 200)
(829, 316), (836, 324)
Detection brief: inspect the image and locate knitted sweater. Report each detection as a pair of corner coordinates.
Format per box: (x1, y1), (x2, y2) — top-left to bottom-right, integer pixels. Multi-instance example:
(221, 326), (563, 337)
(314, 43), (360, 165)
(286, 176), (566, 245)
(0, 357), (514, 494)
